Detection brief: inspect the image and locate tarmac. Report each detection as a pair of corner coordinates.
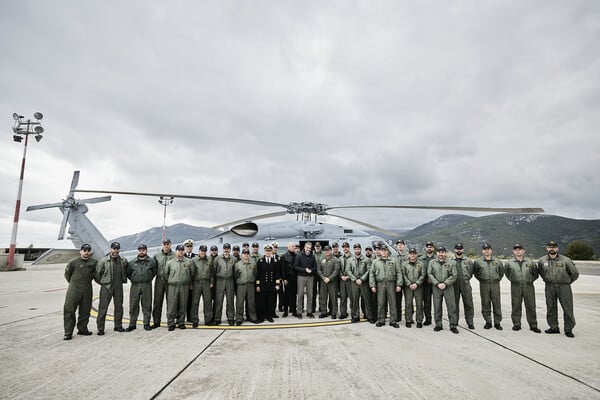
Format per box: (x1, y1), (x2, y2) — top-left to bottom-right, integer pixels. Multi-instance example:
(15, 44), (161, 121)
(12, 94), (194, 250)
(1, 261), (599, 400)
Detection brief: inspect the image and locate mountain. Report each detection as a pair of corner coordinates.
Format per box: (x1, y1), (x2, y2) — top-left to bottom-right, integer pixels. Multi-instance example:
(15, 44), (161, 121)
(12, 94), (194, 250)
(401, 214), (600, 258)
(111, 223), (219, 250)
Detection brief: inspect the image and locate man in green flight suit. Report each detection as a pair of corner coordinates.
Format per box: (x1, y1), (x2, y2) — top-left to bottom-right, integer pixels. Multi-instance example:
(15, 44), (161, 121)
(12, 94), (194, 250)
(452, 243), (475, 330)
(165, 244), (193, 331)
(190, 244), (215, 327)
(152, 238), (173, 329)
(369, 246), (402, 328)
(317, 245), (340, 319)
(63, 243), (97, 340)
(538, 240), (579, 338)
(234, 248), (258, 325)
(95, 241), (128, 335)
(126, 244), (157, 331)
(402, 248), (426, 328)
(505, 243), (541, 333)
(214, 243), (236, 326)
(347, 243), (373, 323)
(428, 246), (459, 333)
(474, 243), (505, 330)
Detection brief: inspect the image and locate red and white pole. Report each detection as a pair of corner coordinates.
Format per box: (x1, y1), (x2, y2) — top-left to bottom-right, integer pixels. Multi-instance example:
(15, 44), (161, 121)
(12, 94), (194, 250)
(6, 134), (29, 270)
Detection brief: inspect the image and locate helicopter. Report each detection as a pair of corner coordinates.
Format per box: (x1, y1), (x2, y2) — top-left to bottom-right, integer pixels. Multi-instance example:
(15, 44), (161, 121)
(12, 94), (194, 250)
(27, 171), (544, 263)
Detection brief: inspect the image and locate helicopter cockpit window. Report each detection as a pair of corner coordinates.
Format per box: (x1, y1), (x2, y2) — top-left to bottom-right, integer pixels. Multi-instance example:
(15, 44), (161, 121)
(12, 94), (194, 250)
(230, 222), (259, 237)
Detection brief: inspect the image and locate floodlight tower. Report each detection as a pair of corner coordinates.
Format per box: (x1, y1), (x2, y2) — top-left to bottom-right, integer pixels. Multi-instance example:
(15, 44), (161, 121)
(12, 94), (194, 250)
(158, 196), (174, 242)
(3, 112), (45, 271)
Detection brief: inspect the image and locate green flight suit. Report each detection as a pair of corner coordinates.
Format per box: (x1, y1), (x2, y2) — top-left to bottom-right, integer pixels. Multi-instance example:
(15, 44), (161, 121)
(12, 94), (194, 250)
(127, 255), (157, 328)
(312, 250), (324, 313)
(214, 255), (236, 324)
(402, 259), (426, 324)
(63, 256), (97, 335)
(505, 257), (539, 329)
(165, 257), (193, 327)
(474, 256), (505, 325)
(538, 254), (579, 332)
(346, 255), (373, 321)
(95, 255), (128, 331)
(317, 255), (340, 317)
(394, 253), (407, 321)
(369, 257), (403, 324)
(152, 249), (173, 326)
(428, 258), (458, 328)
(453, 256), (475, 326)
(339, 253), (353, 318)
(234, 259), (257, 323)
(191, 255), (215, 325)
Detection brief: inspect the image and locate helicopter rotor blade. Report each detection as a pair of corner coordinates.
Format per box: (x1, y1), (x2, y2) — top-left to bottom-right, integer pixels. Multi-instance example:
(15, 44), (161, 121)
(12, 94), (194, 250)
(212, 211), (289, 229)
(57, 209), (70, 240)
(74, 189), (287, 208)
(327, 205), (544, 213)
(26, 202), (64, 211)
(327, 213), (400, 237)
(79, 196), (112, 205)
(69, 171), (80, 193)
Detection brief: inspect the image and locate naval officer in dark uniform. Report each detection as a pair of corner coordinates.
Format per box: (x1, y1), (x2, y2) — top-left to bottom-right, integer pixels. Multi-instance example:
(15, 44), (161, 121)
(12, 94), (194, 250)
(256, 244), (281, 322)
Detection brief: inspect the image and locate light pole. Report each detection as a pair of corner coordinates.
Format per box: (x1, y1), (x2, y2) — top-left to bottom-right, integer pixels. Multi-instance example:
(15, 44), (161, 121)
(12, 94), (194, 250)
(158, 196), (173, 242)
(4, 112), (44, 271)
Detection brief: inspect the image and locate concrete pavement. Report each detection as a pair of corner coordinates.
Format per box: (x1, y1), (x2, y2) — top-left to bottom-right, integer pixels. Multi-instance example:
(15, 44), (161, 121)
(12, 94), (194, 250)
(0, 263), (599, 399)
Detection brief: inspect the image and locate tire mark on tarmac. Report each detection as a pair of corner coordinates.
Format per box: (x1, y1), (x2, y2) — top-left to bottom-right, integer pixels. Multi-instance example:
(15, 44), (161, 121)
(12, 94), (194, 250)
(149, 329), (226, 399)
(455, 320), (600, 393)
(0, 310), (61, 327)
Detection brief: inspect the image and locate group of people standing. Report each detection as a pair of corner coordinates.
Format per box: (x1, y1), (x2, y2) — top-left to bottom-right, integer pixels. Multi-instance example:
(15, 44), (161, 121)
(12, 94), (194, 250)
(62, 237), (579, 340)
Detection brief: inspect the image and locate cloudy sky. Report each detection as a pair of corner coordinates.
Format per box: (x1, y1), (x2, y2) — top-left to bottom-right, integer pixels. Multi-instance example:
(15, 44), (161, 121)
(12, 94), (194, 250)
(1, 1), (599, 248)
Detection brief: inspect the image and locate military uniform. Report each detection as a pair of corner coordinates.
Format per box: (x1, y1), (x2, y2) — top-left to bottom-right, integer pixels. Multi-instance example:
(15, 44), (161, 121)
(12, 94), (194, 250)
(256, 255), (281, 322)
(339, 251), (353, 319)
(394, 252), (407, 322)
(346, 254), (373, 322)
(538, 252), (579, 334)
(152, 248), (173, 327)
(191, 255), (215, 326)
(126, 255), (157, 329)
(63, 254), (97, 337)
(453, 255), (475, 328)
(165, 257), (193, 329)
(402, 258), (426, 326)
(95, 254), (128, 332)
(474, 255), (505, 327)
(505, 256), (539, 330)
(369, 255), (403, 326)
(214, 254), (236, 325)
(317, 254), (340, 318)
(312, 249), (324, 313)
(250, 251), (262, 265)
(428, 256), (458, 331)
(235, 258), (258, 324)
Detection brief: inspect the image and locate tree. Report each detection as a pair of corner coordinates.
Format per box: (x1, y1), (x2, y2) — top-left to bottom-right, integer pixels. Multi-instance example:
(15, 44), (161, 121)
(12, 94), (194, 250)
(564, 241), (594, 260)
